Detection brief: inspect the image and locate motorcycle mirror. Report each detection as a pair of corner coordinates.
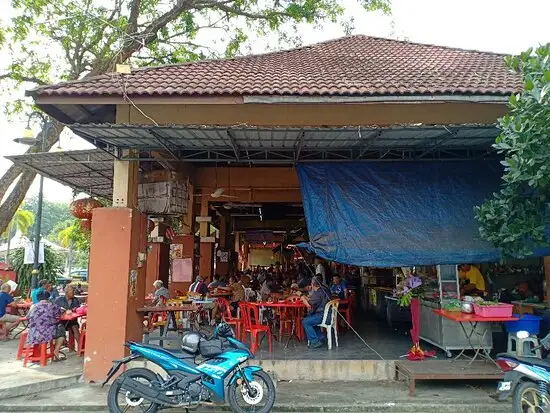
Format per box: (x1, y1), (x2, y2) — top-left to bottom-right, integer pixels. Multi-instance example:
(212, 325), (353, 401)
(516, 330), (530, 339)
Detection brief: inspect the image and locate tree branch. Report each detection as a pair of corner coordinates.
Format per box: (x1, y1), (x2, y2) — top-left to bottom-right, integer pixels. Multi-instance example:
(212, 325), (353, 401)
(0, 73), (47, 86)
(127, 0), (141, 35)
(208, 2), (294, 20)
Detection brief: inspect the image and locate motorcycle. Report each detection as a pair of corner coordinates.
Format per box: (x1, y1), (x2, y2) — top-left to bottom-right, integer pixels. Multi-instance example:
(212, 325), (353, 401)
(496, 331), (550, 412)
(102, 322), (276, 413)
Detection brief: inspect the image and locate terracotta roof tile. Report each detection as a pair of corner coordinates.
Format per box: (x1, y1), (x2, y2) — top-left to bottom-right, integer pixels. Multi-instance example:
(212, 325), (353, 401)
(29, 35), (521, 98)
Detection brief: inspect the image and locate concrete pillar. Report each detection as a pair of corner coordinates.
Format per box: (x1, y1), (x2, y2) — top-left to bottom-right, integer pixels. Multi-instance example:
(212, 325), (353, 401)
(84, 207), (147, 382)
(199, 193), (213, 282)
(216, 215), (229, 276)
(145, 243), (170, 296)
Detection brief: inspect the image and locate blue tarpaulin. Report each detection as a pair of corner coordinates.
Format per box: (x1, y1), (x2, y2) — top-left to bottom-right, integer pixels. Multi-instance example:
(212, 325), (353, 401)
(297, 161), (508, 267)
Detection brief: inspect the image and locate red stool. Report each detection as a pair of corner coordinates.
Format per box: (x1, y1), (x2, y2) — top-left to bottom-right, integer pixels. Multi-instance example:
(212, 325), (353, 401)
(78, 321), (86, 356)
(17, 331), (29, 359)
(23, 341), (55, 367)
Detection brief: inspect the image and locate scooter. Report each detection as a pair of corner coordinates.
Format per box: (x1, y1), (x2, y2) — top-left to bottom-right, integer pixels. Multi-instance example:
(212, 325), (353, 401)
(102, 322), (276, 413)
(496, 331), (550, 412)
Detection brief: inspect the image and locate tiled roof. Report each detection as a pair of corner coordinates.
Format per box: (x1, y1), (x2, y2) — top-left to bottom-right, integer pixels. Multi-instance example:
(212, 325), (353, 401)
(29, 35), (521, 98)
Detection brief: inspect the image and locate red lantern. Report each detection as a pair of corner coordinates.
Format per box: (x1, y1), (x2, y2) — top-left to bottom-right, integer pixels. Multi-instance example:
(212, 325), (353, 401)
(70, 198), (102, 220)
(80, 219), (92, 232)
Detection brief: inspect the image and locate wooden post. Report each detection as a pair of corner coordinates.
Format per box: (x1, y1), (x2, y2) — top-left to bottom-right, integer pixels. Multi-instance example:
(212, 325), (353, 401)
(112, 154), (138, 208)
(199, 190), (213, 282)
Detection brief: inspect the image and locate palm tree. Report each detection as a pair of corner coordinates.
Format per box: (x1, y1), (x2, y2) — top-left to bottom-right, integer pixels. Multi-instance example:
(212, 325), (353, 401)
(1, 206), (35, 266)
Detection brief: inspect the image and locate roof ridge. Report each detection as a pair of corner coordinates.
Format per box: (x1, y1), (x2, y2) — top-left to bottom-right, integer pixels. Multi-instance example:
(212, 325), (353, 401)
(28, 34), (511, 95)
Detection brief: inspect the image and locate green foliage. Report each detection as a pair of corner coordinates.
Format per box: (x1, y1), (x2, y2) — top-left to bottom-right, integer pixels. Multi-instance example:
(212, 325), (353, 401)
(8, 245), (65, 295)
(1, 206), (34, 239)
(22, 197), (72, 240)
(1, 0), (390, 114)
(50, 218), (90, 269)
(475, 44), (550, 257)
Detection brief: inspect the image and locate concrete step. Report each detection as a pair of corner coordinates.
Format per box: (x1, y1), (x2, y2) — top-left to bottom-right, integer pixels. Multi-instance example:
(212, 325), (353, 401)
(0, 374), (82, 400)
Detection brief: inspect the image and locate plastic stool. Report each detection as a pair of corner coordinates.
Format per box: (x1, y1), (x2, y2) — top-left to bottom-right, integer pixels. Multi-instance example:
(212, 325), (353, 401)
(507, 333), (541, 357)
(17, 331), (29, 359)
(23, 341), (55, 367)
(78, 322), (86, 356)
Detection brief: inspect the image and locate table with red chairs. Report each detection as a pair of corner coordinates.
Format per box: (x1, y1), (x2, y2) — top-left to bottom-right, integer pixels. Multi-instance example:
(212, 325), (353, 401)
(137, 304), (196, 346)
(251, 301), (308, 349)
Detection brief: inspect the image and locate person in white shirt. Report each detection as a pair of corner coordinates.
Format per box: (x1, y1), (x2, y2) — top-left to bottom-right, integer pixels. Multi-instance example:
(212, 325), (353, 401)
(315, 258), (326, 280)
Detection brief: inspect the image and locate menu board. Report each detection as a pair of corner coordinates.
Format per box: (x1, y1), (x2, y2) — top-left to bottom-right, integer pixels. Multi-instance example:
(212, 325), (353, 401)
(172, 258), (193, 282)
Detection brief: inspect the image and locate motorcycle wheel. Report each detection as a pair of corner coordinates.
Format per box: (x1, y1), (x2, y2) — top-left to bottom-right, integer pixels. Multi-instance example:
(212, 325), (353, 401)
(228, 370), (276, 413)
(512, 381), (550, 413)
(107, 368), (160, 413)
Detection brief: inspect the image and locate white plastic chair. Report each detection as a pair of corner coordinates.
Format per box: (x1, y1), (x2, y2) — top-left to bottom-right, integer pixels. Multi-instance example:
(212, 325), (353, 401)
(244, 288), (257, 302)
(317, 299), (340, 350)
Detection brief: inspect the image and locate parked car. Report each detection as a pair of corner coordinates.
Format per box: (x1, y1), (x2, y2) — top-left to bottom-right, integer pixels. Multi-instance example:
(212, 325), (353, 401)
(70, 269), (88, 281)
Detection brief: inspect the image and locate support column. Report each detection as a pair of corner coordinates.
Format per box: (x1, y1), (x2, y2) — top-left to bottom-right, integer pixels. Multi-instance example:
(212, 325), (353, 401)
(216, 215), (229, 277)
(84, 156), (145, 382)
(199, 193), (214, 282)
(84, 207), (146, 382)
(145, 243), (170, 296)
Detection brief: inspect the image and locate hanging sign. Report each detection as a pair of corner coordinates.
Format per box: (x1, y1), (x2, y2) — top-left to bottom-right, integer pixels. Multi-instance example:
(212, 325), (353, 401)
(23, 241), (45, 265)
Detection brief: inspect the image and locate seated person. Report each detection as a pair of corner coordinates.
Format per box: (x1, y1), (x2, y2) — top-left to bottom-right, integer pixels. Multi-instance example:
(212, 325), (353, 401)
(330, 274), (348, 299)
(228, 276), (245, 315)
(27, 290), (66, 361)
(152, 280), (170, 305)
(301, 275), (331, 349)
(55, 285), (81, 348)
(31, 279), (48, 304)
(260, 277), (273, 301)
(458, 264), (486, 296)
(189, 276), (208, 296)
(511, 282), (539, 302)
(208, 274), (226, 289)
(0, 283), (21, 334)
(297, 273), (311, 289)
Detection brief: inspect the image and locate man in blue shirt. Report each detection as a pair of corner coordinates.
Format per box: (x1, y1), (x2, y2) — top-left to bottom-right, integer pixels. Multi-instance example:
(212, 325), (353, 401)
(330, 274), (348, 300)
(0, 283), (20, 333)
(31, 279), (48, 304)
(301, 276), (331, 348)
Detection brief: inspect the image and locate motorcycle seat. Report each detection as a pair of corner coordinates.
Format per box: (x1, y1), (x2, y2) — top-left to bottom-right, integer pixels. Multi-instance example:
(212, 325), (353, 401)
(138, 343), (195, 360)
(499, 353), (550, 370)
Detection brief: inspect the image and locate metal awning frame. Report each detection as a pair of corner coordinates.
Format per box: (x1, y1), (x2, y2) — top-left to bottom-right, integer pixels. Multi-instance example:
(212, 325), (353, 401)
(70, 123), (500, 164)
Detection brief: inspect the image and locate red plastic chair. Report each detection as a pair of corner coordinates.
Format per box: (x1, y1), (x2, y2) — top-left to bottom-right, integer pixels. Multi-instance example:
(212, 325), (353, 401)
(239, 303), (272, 354)
(218, 298), (242, 340)
(338, 296), (353, 329)
(23, 340), (55, 367)
(78, 318), (87, 357)
(17, 331), (29, 359)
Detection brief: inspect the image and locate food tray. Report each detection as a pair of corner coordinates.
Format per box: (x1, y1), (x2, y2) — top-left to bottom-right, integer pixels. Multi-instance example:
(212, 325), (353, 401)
(473, 303), (513, 318)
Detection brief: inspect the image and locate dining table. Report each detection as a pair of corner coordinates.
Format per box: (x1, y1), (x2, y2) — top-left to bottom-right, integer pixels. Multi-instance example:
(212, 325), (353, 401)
(137, 304), (196, 346)
(252, 301), (308, 348)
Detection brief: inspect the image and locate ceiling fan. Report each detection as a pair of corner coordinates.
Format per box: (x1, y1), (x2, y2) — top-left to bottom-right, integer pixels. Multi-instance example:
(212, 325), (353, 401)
(194, 165), (238, 199)
(194, 187), (238, 199)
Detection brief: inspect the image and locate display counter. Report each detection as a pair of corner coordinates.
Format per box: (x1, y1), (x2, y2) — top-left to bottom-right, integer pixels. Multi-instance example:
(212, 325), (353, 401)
(419, 299), (492, 357)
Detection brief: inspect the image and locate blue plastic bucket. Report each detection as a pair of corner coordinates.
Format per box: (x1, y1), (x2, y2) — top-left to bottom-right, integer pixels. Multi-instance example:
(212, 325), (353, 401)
(504, 314), (541, 335)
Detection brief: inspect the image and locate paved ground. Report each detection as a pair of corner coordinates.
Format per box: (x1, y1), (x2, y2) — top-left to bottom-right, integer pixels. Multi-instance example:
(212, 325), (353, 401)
(0, 332), (83, 398)
(0, 380), (508, 412)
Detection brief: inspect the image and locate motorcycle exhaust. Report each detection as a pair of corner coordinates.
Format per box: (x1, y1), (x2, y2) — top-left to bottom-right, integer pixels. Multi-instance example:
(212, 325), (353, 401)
(120, 376), (177, 406)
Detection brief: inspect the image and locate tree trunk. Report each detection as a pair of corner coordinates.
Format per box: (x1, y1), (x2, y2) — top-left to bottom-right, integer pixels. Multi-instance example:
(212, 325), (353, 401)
(0, 124), (63, 236)
(0, 170), (37, 235)
(5, 222), (12, 267)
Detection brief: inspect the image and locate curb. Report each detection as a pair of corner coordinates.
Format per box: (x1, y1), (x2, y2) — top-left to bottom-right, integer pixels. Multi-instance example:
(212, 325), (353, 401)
(0, 374), (82, 400)
(0, 401), (509, 412)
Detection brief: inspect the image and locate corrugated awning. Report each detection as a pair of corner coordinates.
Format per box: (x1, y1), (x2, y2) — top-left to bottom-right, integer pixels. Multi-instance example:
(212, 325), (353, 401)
(6, 149), (114, 199)
(70, 123), (500, 164)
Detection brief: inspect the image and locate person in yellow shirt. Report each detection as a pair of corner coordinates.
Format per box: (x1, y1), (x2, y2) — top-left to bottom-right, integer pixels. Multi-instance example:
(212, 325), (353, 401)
(458, 264), (486, 295)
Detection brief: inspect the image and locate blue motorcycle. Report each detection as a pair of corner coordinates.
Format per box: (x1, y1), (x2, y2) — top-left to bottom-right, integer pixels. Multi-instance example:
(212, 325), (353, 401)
(103, 323), (276, 413)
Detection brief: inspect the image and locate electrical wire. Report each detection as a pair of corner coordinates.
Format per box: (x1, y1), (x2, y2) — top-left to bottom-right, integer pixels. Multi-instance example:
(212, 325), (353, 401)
(294, 247), (387, 361)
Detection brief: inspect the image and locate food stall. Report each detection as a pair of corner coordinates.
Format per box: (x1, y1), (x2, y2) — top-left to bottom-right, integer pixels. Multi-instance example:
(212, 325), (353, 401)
(419, 265), (492, 357)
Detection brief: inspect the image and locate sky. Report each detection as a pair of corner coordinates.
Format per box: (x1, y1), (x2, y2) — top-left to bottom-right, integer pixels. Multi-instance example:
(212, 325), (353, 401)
(0, 0), (549, 202)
